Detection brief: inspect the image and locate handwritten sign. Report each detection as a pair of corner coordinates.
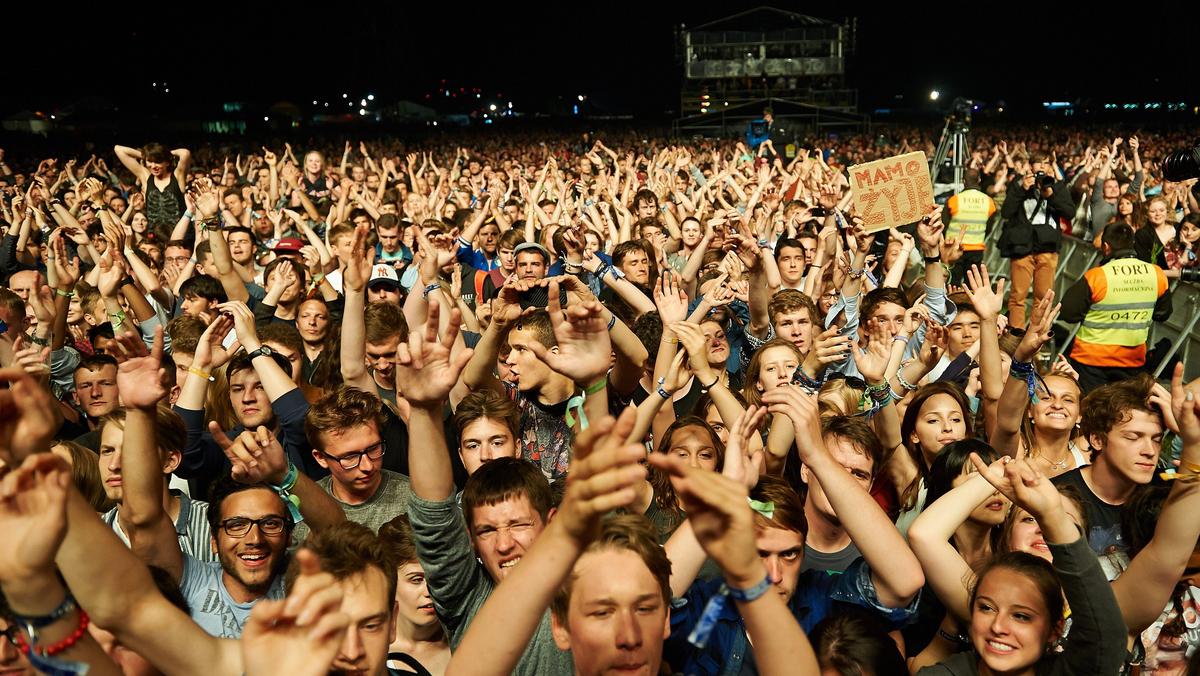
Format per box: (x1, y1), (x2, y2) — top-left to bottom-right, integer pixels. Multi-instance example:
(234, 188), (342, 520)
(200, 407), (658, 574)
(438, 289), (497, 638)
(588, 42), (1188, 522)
(848, 151), (934, 233)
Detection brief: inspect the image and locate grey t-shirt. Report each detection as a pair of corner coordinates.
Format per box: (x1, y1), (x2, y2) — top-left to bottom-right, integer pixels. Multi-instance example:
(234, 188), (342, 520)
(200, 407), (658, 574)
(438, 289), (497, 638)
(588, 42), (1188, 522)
(180, 553), (286, 638)
(409, 493), (573, 675)
(292, 469), (412, 544)
(800, 542), (863, 574)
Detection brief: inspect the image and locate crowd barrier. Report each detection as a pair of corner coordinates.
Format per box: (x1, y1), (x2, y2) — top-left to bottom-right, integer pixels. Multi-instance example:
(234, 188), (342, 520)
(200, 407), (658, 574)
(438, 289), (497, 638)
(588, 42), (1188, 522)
(978, 225), (1200, 382)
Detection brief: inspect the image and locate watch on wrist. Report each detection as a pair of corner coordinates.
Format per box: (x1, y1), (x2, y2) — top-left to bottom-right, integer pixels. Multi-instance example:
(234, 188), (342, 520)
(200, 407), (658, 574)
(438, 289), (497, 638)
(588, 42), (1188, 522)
(246, 345), (274, 360)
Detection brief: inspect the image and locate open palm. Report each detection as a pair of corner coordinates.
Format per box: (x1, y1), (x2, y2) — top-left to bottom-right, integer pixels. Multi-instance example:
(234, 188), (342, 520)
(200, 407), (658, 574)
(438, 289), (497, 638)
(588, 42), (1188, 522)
(396, 303), (473, 406)
(529, 279), (611, 385)
(113, 328), (167, 409)
(0, 454), (69, 583)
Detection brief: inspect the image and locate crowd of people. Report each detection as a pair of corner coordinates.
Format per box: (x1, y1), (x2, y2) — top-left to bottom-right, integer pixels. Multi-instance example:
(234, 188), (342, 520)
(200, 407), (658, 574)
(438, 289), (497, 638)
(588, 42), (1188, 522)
(0, 118), (1197, 676)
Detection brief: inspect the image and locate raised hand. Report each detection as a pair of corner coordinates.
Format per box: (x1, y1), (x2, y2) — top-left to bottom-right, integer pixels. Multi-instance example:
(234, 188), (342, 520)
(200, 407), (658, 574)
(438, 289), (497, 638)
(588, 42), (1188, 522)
(211, 424), (289, 485)
(192, 313), (238, 371)
(217, 300), (262, 352)
(96, 251), (128, 298)
(526, 278), (612, 386)
(1013, 290), (1060, 362)
(10, 336), (50, 379)
(0, 453), (70, 585)
(803, 326), (854, 372)
(647, 452), (761, 586)
(188, 177), (221, 219)
(0, 368), (61, 464)
(760, 384), (824, 463)
(962, 264), (1006, 322)
(969, 455), (1063, 523)
(653, 270), (689, 323)
(920, 322), (948, 369)
(111, 327), (167, 410)
(241, 549), (350, 676)
(1169, 363), (1200, 446)
(395, 302), (474, 407)
(915, 206), (944, 256)
(342, 224), (373, 293)
(853, 330), (892, 385)
(556, 407), (647, 543)
(722, 405), (767, 489)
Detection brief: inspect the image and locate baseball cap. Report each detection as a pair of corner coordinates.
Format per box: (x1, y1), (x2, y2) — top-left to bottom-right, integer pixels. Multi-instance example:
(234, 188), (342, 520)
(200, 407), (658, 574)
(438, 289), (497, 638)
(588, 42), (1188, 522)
(368, 264), (402, 289)
(513, 241), (550, 262)
(272, 237), (304, 255)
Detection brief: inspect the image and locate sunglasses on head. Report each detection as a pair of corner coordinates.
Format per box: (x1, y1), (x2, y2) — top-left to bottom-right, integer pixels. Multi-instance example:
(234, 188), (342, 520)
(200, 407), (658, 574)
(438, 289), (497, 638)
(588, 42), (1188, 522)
(825, 373), (867, 390)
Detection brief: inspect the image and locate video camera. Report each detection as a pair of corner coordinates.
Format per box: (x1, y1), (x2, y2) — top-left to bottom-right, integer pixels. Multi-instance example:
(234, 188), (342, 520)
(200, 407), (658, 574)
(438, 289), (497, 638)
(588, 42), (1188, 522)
(1162, 141), (1200, 182)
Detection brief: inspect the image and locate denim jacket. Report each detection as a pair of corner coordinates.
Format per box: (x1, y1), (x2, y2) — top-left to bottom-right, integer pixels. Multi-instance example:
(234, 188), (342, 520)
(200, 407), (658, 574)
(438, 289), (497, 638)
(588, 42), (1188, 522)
(665, 557), (919, 676)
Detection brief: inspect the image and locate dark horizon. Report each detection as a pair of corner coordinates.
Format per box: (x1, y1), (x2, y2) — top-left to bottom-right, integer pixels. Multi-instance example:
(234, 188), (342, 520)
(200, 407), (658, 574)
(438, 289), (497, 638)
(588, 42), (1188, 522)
(7, 4), (1199, 119)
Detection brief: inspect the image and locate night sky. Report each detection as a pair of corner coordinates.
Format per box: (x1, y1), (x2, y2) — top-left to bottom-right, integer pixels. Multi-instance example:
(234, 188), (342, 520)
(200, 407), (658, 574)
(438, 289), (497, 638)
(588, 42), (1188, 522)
(8, 3), (1199, 118)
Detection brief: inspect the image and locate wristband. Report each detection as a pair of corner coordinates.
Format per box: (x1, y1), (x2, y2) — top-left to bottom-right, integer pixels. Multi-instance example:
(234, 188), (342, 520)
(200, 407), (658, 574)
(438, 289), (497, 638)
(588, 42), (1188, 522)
(688, 575), (771, 650)
(699, 375), (719, 390)
(656, 376), (671, 400)
(28, 334), (49, 347)
(584, 378), (607, 395)
(893, 335), (909, 345)
(422, 283), (441, 299)
(183, 210), (194, 220)
(847, 267), (865, 279)
(1009, 359), (1041, 403)
(269, 462), (303, 524)
(606, 313), (616, 331)
(6, 593), (77, 629)
(726, 574), (773, 602)
(187, 366), (214, 382)
(923, 254), (942, 264)
(54, 289), (75, 298)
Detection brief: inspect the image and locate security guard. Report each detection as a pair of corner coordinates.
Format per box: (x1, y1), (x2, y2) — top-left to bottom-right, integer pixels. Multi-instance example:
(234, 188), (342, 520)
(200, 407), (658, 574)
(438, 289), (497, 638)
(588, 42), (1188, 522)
(1061, 223), (1171, 392)
(945, 169), (996, 285)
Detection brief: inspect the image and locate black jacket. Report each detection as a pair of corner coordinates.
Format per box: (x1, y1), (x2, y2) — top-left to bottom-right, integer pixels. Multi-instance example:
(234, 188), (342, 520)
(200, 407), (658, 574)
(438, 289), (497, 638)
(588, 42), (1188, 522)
(999, 180), (1076, 257)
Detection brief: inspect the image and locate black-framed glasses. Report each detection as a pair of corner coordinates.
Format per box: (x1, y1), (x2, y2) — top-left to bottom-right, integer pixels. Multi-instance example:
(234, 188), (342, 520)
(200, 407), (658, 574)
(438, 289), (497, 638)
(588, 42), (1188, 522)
(319, 441), (385, 470)
(218, 516), (288, 538)
(1, 623), (21, 648)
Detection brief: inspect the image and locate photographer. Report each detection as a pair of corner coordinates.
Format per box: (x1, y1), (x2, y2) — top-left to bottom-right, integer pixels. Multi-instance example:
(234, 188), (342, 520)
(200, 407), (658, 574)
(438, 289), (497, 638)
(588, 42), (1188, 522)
(998, 151), (1076, 327)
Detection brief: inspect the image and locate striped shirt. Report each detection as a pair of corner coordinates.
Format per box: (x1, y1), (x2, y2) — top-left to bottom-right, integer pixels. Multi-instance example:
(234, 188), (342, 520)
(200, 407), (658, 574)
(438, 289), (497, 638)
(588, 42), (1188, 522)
(101, 489), (215, 563)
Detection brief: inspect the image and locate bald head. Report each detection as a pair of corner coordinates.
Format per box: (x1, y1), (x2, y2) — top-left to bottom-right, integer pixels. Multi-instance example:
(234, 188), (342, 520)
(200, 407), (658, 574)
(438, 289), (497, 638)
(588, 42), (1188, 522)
(8, 270), (39, 302)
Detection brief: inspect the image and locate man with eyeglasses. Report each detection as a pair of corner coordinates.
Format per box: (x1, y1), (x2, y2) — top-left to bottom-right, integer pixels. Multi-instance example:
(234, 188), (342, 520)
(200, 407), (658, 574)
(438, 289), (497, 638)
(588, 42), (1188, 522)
(290, 387), (413, 544)
(108, 329), (346, 639)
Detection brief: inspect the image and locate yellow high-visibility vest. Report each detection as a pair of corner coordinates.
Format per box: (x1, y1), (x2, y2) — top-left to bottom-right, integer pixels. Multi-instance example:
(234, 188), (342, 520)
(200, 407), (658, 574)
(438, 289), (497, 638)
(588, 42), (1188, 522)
(1076, 258), (1159, 348)
(948, 189), (993, 251)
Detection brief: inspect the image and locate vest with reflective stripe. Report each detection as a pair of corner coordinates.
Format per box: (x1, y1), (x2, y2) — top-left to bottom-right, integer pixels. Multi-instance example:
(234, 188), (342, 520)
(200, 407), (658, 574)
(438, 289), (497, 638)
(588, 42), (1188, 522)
(1075, 258), (1159, 347)
(949, 189), (992, 251)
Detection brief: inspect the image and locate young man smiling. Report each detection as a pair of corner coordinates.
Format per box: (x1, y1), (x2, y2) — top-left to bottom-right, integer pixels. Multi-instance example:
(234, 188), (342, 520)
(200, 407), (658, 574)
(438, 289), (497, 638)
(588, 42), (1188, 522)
(107, 329), (344, 639)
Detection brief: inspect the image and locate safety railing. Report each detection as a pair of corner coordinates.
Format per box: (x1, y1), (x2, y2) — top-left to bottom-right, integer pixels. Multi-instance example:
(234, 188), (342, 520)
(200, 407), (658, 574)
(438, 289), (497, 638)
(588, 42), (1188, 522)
(980, 223), (1200, 381)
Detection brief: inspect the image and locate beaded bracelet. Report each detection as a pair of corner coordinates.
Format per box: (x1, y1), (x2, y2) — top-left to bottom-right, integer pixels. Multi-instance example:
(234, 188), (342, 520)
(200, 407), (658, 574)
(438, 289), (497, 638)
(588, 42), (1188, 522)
(895, 369), (918, 392)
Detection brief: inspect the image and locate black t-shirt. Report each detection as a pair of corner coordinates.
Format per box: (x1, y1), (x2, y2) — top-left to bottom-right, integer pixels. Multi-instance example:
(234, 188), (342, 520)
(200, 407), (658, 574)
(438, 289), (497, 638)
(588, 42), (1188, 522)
(1052, 468), (1125, 556)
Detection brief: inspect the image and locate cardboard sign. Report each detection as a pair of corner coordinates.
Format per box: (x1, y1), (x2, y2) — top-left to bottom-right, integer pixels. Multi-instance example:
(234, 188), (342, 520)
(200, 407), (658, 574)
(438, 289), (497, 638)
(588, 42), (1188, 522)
(848, 151), (934, 232)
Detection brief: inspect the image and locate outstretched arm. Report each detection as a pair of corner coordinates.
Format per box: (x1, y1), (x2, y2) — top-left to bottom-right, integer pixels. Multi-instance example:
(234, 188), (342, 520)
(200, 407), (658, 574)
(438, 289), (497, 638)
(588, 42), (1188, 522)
(1111, 366), (1200, 632)
(763, 385), (924, 607)
(448, 409), (647, 676)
